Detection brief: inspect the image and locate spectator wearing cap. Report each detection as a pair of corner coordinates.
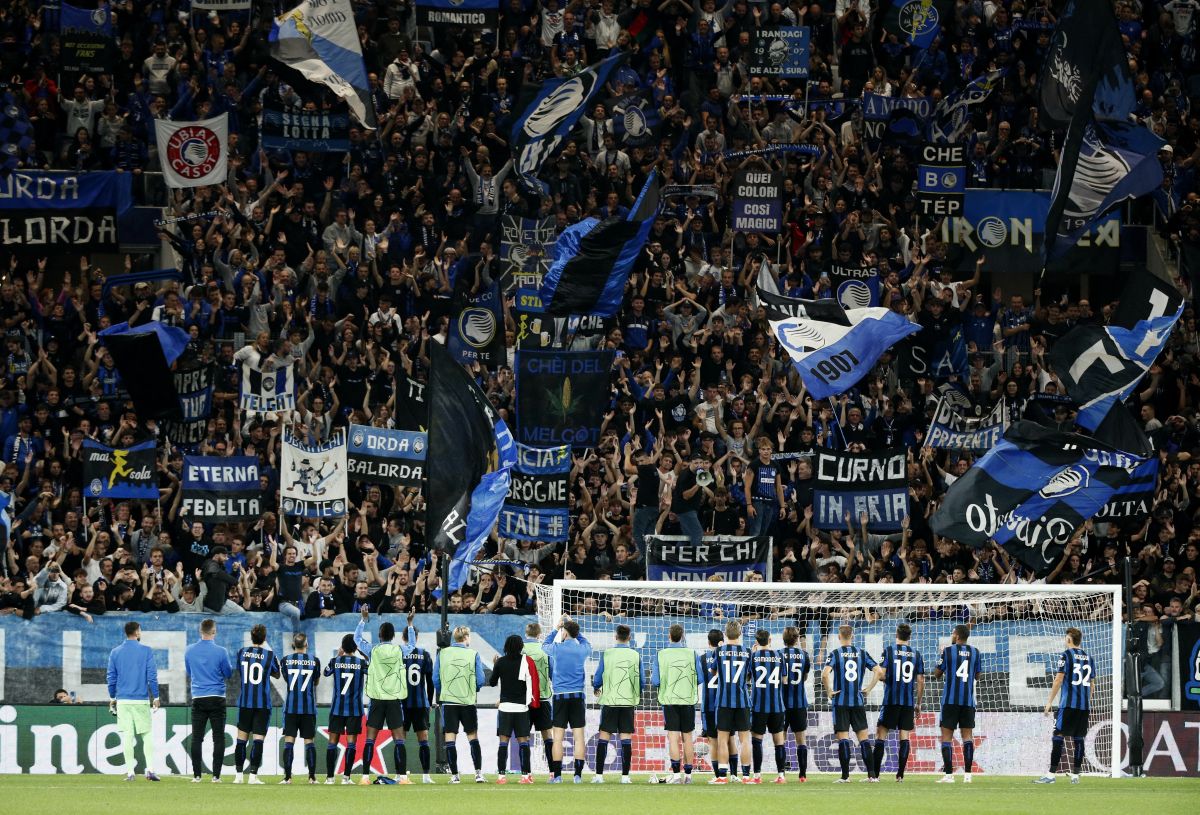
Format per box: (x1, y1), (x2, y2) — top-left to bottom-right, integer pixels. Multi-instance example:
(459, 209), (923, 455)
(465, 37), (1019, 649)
(202, 547), (242, 614)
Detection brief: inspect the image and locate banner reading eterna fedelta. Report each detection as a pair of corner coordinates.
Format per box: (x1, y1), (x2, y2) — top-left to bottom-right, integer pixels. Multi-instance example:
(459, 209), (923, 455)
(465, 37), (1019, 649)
(416, 0), (498, 28)
(500, 444), (570, 541)
(812, 448), (908, 532)
(180, 456), (261, 522)
(731, 166), (783, 232)
(81, 439), (157, 500)
(0, 171), (131, 252)
(646, 535), (772, 581)
(346, 424), (426, 486)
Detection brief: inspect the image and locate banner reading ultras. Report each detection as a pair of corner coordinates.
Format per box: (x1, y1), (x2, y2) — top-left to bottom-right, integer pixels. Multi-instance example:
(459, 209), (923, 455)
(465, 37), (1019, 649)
(347, 424), (425, 486)
(181, 455), (261, 521)
(812, 449), (908, 532)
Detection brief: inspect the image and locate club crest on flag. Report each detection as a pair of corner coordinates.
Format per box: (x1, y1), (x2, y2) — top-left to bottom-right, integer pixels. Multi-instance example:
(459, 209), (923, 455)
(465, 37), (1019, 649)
(778, 322), (828, 351)
(1039, 465), (1089, 498)
(156, 115), (229, 188)
(459, 306), (497, 349)
(837, 279), (874, 310)
(898, 1), (938, 40)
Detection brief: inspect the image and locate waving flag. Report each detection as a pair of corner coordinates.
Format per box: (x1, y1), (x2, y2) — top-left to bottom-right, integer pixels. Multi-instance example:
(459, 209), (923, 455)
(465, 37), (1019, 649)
(611, 90), (662, 147)
(771, 308), (920, 400)
(539, 171), (659, 316)
(931, 422), (1144, 574)
(270, 0), (375, 128)
(155, 114), (229, 189)
(1039, 0), (1133, 129)
(883, 0), (941, 49)
(0, 92), (34, 175)
(927, 68), (1006, 144)
(512, 51), (625, 195)
(99, 321), (191, 419)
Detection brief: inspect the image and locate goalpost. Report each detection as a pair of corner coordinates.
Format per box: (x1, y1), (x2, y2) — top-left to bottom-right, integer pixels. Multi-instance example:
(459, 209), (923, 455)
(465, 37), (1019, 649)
(534, 580), (1123, 778)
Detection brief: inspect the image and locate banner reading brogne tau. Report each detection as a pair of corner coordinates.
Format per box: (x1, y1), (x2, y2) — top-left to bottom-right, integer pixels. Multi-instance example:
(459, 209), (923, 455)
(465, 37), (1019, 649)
(282, 429), (347, 518)
(812, 449), (908, 532)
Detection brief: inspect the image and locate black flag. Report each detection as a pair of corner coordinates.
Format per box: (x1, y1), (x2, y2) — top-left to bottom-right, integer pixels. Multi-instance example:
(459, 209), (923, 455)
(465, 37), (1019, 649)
(98, 322), (191, 419)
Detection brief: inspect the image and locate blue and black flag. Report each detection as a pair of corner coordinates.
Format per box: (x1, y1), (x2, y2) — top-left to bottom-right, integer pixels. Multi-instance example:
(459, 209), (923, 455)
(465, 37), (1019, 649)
(425, 340), (516, 594)
(0, 93), (34, 175)
(930, 421), (1143, 574)
(98, 321), (191, 419)
(539, 171), (660, 317)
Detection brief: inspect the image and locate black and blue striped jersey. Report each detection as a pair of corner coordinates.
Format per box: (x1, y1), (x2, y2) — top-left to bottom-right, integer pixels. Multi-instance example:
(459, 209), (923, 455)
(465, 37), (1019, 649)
(324, 653), (368, 718)
(937, 644), (982, 708)
(1056, 647), (1092, 711)
(779, 646), (810, 710)
(824, 645), (877, 709)
(236, 645), (281, 710)
(880, 643), (924, 707)
(751, 648), (785, 714)
(281, 652), (320, 715)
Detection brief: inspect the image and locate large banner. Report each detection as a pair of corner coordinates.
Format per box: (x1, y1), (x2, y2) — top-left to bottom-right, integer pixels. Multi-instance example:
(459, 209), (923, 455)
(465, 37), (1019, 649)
(646, 535), (772, 581)
(500, 216), (557, 290)
(1096, 457), (1158, 521)
(180, 455), (261, 521)
(448, 282), (504, 366)
(260, 98), (350, 152)
(731, 166), (783, 232)
(416, 0), (498, 28)
(81, 439), (157, 500)
(346, 424), (425, 486)
(240, 360), (296, 415)
(393, 375), (427, 432)
(812, 449), (908, 532)
(0, 171), (130, 252)
(917, 143), (965, 217)
(748, 27), (810, 78)
(861, 93), (933, 147)
(60, 2), (112, 74)
(160, 363), (214, 447)
(281, 429), (348, 518)
(500, 444), (570, 542)
(516, 350), (614, 448)
(829, 262), (880, 309)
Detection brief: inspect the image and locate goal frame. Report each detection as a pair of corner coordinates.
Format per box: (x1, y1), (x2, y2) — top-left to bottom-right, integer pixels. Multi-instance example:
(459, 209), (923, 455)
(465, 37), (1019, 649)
(546, 579), (1124, 778)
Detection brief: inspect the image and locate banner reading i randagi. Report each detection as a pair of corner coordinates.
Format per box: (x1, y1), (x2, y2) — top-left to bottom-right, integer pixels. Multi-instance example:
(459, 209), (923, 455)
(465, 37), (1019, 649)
(347, 424), (426, 486)
(281, 429), (348, 518)
(180, 456), (261, 521)
(812, 449), (908, 532)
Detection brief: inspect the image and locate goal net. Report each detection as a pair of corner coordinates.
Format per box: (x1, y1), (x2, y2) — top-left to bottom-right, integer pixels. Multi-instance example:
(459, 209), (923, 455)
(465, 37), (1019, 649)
(533, 580), (1121, 778)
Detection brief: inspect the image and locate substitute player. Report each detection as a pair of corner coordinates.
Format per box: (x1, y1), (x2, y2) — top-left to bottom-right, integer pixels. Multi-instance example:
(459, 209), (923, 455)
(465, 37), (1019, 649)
(355, 607), (408, 784)
(280, 633), (320, 784)
(935, 623), (982, 784)
(750, 629), (787, 784)
(651, 623), (701, 784)
(592, 623), (641, 784)
(107, 621), (160, 782)
(435, 624), (487, 783)
(779, 626), (811, 782)
(710, 621), (752, 784)
(184, 618), (233, 783)
(522, 623), (555, 778)
(543, 616), (591, 783)
(822, 624), (879, 783)
(873, 623), (925, 782)
(1035, 627), (1093, 785)
(233, 623), (280, 784)
(323, 634), (367, 784)
(399, 614), (436, 783)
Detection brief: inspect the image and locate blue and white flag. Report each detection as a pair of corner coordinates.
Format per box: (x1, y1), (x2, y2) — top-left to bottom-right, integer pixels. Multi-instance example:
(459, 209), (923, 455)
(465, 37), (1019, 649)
(181, 456), (261, 522)
(0, 490), (11, 543)
(931, 421), (1144, 575)
(511, 51), (625, 195)
(1097, 456), (1158, 521)
(347, 424), (426, 486)
(771, 307), (920, 400)
(928, 68), (1006, 144)
(240, 359), (296, 415)
(500, 444), (570, 542)
(883, 0), (941, 49)
(281, 429), (348, 518)
(611, 90), (661, 147)
(447, 419), (517, 594)
(270, 0), (375, 128)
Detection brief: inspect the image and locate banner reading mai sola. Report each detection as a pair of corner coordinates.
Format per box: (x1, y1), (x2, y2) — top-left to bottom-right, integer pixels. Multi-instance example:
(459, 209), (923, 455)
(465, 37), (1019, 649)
(281, 429), (348, 518)
(81, 439), (157, 500)
(812, 448), (908, 532)
(181, 455), (261, 522)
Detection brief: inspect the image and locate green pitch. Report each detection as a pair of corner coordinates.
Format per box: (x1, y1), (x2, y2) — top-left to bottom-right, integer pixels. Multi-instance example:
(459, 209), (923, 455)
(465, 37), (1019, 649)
(10, 774), (1200, 814)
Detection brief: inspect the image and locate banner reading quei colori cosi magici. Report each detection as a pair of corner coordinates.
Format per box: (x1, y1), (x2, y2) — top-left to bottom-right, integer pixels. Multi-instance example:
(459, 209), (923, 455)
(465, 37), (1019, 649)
(180, 455), (261, 522)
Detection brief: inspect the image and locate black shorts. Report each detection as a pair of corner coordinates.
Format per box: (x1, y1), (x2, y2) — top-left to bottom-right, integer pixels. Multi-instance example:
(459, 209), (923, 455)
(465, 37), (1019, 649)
(877, 704), (916, 732)
(283, 713), (316, 739)
(702, 710), (718, 739)
(662, 704), (695, 733)
(442, 704), (479, 735)
(327, 714), (362, 736)
(1055, 707), (1089, 738)
(236, 707), (271, 736)
(832, 706), (868, 734)
(784, 708), (808, 733)
(530, 702), (552, 733)
(751, 711), (785, 736)
(497, 710), (532, 737)
(366, 699), (405, 731)
(599, 706), (635, 735)
(940, 703), (976, 731)
(716, 707), (750, 733)
(403, 706), (431, 733)
(552, 697), (587, 729)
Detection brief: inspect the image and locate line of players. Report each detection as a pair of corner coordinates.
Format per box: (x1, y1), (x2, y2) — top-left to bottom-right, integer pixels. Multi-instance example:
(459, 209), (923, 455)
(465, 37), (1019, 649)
(183, 611), (1095, 785)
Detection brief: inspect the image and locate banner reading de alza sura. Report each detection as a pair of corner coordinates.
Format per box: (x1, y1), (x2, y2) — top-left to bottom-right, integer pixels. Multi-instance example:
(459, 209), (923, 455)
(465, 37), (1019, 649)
(812, 448), (908, 532)
(180, 456), (261, 521)
(82, 439), (157, 500)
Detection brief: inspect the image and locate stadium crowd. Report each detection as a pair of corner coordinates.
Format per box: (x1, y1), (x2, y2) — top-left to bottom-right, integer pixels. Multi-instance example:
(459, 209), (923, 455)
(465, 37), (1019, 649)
(0, 0), (1197, 706)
